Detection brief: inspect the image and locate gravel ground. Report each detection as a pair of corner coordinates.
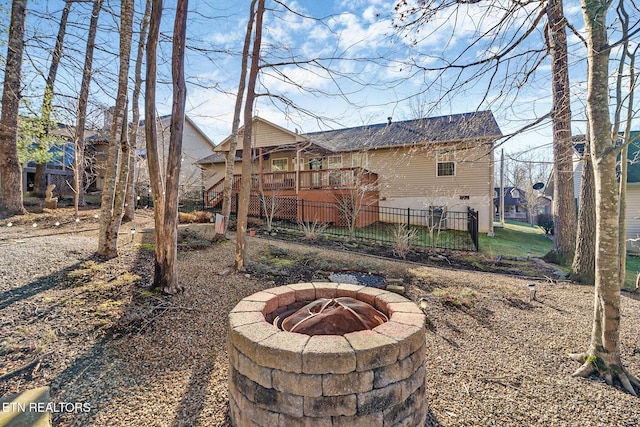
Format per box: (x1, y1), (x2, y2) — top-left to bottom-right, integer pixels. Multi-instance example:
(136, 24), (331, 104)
(1, 209), (639, 426)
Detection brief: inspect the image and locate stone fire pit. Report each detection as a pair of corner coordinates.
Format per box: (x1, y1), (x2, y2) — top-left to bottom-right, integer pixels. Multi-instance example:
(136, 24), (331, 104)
(228, 282), (426, 426)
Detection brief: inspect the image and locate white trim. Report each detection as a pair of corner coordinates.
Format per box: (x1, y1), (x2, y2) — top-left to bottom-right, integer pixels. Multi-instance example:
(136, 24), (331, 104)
(271, 157), (289, 172)
(351, 152), (368, 168)
(327, 155), (343, 169)
(436, 149), (456, 177)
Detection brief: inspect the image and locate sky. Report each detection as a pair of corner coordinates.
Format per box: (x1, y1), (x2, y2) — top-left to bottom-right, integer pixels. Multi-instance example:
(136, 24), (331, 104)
(14, 0), (638, 159)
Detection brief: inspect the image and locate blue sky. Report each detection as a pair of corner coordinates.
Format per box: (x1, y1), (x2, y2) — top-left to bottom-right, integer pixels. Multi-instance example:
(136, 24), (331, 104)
(18, 0), (635, 157)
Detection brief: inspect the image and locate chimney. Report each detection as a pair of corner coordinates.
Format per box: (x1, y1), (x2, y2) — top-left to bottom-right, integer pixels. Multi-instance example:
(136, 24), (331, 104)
(387, 117), (392, 125)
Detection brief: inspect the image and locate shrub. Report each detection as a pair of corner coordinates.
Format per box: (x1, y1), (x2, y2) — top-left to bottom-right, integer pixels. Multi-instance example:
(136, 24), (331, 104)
(298, 219), (327, 240)
(390, 224), (418, 259)
(536, 214), (554, 235)
(178, 210), (213, 224)
(178, 212), (197, 224)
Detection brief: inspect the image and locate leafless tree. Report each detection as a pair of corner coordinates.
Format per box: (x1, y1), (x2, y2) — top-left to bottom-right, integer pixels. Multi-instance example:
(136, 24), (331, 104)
(32, 0), (72, 198)
(395, 0), (577, 263)
(235, 0), (266, 271)
(122, 0), (151, 222)
(569, 0), (639, 396)
(73, 0), (103, 215)
(0, 0), (28, 216)
(221, 0), (257, 237)
(334, 168), (377, 240)
(97, 0), (134, 258)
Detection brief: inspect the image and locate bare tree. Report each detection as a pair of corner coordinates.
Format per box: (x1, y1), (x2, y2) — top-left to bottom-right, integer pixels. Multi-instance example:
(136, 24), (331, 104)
(546, 0), (576, 265)
(571, 133), (596, 284)
(235, 0), (266, 271)
(32, 0), (72, 199)
(221, 0), (257, 237)
(394, 0), (577, 256)
(155, 0), (189, 294)
(123, 0), (151, 222)
(569, 0), (639, 396)
(334, 168), (377, 240)
(97, 0), (134, 258)
(143, 0), (189, 293)
(0, 0), (28, 216)
(145, 0), (165, 284)
(73, 0), (103, 215)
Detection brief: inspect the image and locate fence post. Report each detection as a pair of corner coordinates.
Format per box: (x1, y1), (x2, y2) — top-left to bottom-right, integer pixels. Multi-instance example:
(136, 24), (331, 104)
(467, 207), (479, 251)
(301, 198), (305, 223)
(235, 193), (239, 215)
(407, 207), (411, 228)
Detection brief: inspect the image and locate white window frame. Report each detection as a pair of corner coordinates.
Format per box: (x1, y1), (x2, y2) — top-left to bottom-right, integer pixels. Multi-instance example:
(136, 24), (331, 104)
(351, 152), (368, 168)
(510, 188), (520, 198)
(271, 158), (289, 172)
(327, 155), (343, 169)
(436, 149), (455, 177)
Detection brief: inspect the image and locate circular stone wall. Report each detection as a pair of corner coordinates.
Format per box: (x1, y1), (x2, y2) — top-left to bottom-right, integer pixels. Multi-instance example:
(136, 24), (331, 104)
(228, 282), (427, 426)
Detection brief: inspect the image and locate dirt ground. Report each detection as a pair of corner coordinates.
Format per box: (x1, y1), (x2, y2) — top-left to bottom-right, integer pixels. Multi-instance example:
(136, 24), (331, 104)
(1, 207), (639, 426)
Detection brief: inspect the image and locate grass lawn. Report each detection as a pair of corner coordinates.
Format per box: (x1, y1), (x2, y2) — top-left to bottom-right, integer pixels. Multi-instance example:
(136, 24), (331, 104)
(480, 220), (552, 258)
(625, 255), (640, 290)
(480, 219), (640, 290)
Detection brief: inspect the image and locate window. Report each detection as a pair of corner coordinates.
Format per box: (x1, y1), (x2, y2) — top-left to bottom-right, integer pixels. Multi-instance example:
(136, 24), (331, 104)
(510, 188), (520, 199)
(271, 158), (288, 172)
(352, 152), (368, 168)
(436, 150), (455, 177)
(327, 156), (343, 169)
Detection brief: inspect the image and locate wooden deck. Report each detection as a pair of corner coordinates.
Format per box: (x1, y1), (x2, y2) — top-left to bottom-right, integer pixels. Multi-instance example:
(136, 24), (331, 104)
(204, 168), (379, 227)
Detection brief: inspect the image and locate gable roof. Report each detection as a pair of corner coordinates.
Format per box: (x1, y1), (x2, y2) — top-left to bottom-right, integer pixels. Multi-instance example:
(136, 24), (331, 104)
(494, 186), (528, 205)
(214, 116), (307, 152)
(304, 111), (502, 152)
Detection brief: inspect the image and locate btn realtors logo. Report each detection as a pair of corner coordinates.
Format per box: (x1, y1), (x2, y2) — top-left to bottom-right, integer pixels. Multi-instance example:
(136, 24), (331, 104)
(2, 401), (91, 413)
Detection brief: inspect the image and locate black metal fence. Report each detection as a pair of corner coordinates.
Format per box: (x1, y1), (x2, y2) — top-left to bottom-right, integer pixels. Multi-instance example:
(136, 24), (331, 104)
(199, 192), (479, 251)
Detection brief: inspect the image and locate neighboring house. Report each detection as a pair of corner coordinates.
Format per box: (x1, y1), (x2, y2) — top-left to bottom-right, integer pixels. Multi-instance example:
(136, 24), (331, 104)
(198, 111), (502, 233)
(90, 113), (216, 198)
(21, 123), (99, 195)
(573, 132), (640, 253)
(133, 114), (216, 198)
(493, 187), (529, 222)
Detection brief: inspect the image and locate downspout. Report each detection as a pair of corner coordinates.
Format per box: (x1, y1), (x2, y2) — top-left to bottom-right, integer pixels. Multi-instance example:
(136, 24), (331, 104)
(296, 143), (300, 196)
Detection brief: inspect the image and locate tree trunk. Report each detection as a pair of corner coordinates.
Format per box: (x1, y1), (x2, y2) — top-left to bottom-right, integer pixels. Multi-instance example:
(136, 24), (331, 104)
(154, 0), (188, 294)
(572, 135), (595, 284)
(546, 0), (576, 265)
(74, 0), (103, 216)
(221, 0), (257, 236)
(145, 0), (167, 288)
(123, 0), (151, 222)
(97, 0), (134, 258)
(32, 0), (72, 199)
(0, 0), (28, 216)
(571, 0), (639, 396)
(235, 0), (265, 271)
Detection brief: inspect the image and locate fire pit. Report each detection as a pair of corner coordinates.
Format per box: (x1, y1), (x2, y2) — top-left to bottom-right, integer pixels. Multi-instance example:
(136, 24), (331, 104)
(228, 282), (426, 426)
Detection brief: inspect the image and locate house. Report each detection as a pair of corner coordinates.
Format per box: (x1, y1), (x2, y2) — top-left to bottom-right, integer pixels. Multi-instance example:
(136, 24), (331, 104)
(21, 123), (99, 195)
(493, 187), (529, 222)
(198, 111), (502, 233)
(133, 114), (216, 198)
(89, 112), (216, 199)
(573, 132), (640, 253)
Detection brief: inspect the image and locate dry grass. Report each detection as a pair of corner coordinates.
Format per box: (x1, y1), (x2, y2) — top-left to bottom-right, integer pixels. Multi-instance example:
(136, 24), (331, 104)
(1, 212), (639, 426)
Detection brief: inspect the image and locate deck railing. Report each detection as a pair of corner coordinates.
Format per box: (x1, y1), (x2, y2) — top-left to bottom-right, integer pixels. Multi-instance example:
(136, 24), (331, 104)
(205, 167), (378, 208)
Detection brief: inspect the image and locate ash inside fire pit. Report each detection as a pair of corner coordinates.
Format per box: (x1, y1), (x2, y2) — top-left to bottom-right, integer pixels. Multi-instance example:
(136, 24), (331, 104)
(274, 297), (388, 336)
(328, 271), (386, 288)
